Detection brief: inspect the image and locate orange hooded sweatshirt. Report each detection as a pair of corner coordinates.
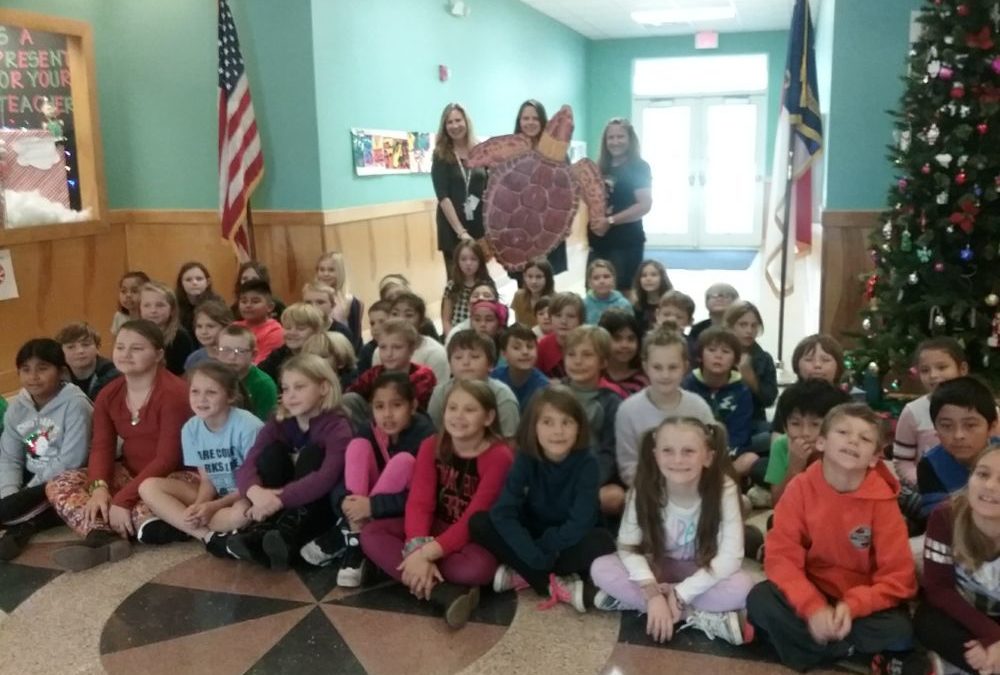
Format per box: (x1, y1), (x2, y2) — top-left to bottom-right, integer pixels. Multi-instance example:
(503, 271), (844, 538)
(764, 460), (917, 621)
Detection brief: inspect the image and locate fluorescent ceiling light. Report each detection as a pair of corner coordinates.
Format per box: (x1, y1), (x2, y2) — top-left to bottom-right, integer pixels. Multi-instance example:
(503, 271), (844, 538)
(631, 5), (736, 25)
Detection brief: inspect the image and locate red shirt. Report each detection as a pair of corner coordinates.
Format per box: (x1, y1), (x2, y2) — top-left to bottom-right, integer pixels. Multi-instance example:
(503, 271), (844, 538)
(536, 333), (565, 378)
(234, 318), (284, 364)
(348, 363), (437, 411)
(88, 368), (192, 508)
(405, 436), (512, 556)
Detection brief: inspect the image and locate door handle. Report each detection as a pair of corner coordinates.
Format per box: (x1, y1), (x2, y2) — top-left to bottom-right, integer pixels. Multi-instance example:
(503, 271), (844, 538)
(688, 174), (695, 186)
(699, 172), (706, 186)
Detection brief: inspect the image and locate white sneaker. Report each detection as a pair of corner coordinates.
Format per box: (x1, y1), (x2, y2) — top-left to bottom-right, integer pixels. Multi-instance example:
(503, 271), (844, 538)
(538, 573), (585, 613)
(336, 559), (367, 588)
(680, 609), (749, 645)
(336, 535), (366, 587)
(593, 590), (627, 612)
(747, 485), (773, 509)
(492, 564), (530, 593)
(299, 528), (346, 567)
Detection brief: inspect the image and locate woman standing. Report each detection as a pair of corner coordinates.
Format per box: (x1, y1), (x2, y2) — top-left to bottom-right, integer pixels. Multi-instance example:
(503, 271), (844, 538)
(508, 100), (568, 280)
(590, 119), (653, 292)
(432, 103), (487, 278)
(45, 320), (196, 571)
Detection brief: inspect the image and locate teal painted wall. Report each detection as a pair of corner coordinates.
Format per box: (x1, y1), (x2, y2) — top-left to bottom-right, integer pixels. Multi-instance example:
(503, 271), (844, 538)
(823, 0), (922, 209)
(584, 31), (788, 170)
(814, 0), (835, 205)
(310, 0), (588, 209)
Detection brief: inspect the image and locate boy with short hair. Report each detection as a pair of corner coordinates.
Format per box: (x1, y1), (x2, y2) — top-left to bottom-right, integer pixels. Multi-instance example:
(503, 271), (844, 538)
(55, 321), (119, 401)
(348, 318), (436, 410)
(537, 292), (585, 378)
(682, 327), (755, 474)
(492, 324), (549, 411)
(213, 325), (277, 422)
(918, 375), (999, 519)
(689, 283), (739, 345)
(258, 302), (327, 383)
(747, 403), (923, 674)
(427, 330), (520, 438)
(374, 291), (449, 383)
(233, 279), (284, 364)
(655, 290), (696, 331)
(561, 325), (626, 516)
(764, 378), (851, 504)
(356, 299), (391, 373)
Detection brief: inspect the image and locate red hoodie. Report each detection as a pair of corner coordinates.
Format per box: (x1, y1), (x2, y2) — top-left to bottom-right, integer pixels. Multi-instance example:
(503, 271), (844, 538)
(765, 460), (917, 620)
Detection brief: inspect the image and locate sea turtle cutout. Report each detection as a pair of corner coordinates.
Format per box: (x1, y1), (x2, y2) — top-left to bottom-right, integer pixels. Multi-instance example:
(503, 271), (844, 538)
(466, 105), (606, 271)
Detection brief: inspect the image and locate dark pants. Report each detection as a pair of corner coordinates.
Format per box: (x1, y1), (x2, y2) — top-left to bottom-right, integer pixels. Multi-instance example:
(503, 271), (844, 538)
(256, 442), (334, 543)
(746, 581), (914, 672)
(0, 483), (48, 524)
(914, 601), (986, 672)
(468, 511), (616, 595)
(588, 243), (644, 292)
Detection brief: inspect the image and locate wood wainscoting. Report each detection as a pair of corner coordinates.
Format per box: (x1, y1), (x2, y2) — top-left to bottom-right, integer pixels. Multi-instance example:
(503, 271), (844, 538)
(819, 209), (879, 344)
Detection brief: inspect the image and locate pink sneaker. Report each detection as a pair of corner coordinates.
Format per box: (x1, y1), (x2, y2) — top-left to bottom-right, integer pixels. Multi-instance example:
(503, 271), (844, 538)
(538, 573), (585, 613)
(492, 564), (530, 592)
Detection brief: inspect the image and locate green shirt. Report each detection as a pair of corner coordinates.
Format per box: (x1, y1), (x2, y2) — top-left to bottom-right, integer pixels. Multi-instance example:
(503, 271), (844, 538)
(243, 365), (277, 421)
(0, 396), (7, 432)
(764, 435), (790, 486)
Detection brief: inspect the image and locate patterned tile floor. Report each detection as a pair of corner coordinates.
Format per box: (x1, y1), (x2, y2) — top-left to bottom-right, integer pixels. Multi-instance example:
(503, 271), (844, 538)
(0, 528), (845, 675)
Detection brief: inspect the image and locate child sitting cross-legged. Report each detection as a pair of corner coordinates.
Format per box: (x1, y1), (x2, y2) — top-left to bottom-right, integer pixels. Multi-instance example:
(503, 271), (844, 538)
(915, 445), (1000, 674)
(746, 403), (925, 673)
(470, 386), (616, 612)
(428, 330), (520, 440)
(682, 327), (755, 477)
(300, 372), (436, 584)
(590, 417), (754, 645)
(491, 324), (549, 413)
(137, 361), (262, 555)
(361, 380), (514, 628)
(917, 375), (999, 524)
(562, 326), (628, 516)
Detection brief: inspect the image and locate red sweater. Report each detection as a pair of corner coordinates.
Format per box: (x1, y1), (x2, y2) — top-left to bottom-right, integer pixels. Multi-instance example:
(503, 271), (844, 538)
(235, 318), (284, 364)
(765, 460), (917, 620)
(405, 436), (512, 556)
(88, 369), (192, 508)
(923, 502), (1000, 646)
(347, 363), (436, 411)
(536, 333), (565, 378)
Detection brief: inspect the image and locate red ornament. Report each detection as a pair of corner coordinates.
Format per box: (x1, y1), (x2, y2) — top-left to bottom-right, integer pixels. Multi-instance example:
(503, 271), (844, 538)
(951, 83), (966, 99)
(865, 274), (878, 300)
(978, 122), (989, 135)
(956, 171), (967, 185)
(921, 163), (931, 174)
(957, 3), (970, 15)
(966, 26), (995, 50)
(898, 178), (909, 190)
(949, 198), (980, 233)
(935, 262), (946, 272)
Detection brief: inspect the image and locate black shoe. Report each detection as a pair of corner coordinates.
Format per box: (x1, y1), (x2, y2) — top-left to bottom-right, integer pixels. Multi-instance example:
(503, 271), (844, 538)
(429, 581), (480, 629)
(136, 518), (190, 545)
(204, 531), (236, 559)
(299, 526), (346, 567)
(262, 529), (290, 571)
(869, 650), (932, 675)
(336, 532), (366, 587)
(0, 525), (32, 561)
(226, 526), (270, 566)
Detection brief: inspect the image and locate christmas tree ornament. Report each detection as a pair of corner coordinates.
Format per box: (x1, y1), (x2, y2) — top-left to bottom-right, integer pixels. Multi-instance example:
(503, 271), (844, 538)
(944, 35), (955, 44)
(933, 312), (947, 328)
(901, 229), (913, 251)
(844, 357), (855, 371)
(908, 271), (919, 285)
(966, 26), (994, 50)
(866, 361), (880, 374)
(927, 123), (941, 144)
(927, 59), (941, 77)
(917, 246), (932, 263)
(993, 56), (1000, 74)
(957, 3), (970, 15)
(978, 122), (989, 134)
(862, 317), (873, 332)
(960, 244), (974, 261)
(865, 273), (879, 299)
(869, 248), (881, 264)
(921, 163), (931, 174)
(951, 83), (966, 99)
(937, 191), (950, 204)
(949, 198), (981, 233)
(898, 129), (911, 151)
(898, 177), (908, 190)
(935, 261), (946, 272)
(956, 171), (968, 184)
(990, 312), (1000, 347)
(958, 155), (968, 167)
(987, 293), (999, 306)
(936, 153), (954, 167)
(940, 64), (955, 79)
(882, 221), (893, 238)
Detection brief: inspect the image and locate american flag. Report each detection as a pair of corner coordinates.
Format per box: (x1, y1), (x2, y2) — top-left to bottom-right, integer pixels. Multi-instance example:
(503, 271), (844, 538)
(218, 0), (263, 261)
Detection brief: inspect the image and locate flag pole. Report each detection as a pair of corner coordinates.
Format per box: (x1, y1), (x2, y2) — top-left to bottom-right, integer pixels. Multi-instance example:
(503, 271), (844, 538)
(245, 198), (258, 260)
(776, 125), (796, 365)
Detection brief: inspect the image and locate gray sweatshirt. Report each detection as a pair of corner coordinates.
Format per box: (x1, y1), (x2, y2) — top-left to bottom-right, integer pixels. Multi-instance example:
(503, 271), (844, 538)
(0, 383), (93, 497)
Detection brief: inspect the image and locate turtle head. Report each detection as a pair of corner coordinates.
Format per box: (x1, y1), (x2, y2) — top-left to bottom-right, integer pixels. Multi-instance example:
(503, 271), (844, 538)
(538, 105), (573, 161)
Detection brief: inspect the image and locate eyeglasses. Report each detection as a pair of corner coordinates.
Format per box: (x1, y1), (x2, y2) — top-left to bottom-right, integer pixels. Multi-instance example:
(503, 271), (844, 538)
(212, 346), (253, 356)
(707, 293), (735, 300)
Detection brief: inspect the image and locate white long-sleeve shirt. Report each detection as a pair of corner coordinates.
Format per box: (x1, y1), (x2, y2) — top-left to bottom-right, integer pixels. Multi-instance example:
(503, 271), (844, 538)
(617, 477), (744, 603)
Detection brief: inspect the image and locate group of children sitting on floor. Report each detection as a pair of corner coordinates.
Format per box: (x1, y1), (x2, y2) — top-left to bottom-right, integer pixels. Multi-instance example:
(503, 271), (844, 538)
(1, 241), (997, 674)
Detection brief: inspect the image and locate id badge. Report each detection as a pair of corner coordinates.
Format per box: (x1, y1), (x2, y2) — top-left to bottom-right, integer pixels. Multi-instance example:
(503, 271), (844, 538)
(464, 194), (480, 220)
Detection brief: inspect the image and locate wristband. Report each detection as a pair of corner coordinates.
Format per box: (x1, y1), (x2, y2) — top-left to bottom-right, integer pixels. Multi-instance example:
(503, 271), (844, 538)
(402, 536), (435, 557)
(88, 479), (109, 495)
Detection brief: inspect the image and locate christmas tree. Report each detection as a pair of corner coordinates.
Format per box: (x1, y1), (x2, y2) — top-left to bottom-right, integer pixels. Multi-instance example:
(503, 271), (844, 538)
(849, 0), (1000, 391)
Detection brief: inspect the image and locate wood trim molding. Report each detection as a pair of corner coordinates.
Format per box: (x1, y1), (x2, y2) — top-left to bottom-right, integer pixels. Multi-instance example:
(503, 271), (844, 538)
(821, 209), (882, 229)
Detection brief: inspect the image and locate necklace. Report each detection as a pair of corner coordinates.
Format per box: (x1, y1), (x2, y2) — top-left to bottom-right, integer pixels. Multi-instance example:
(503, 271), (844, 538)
(128, 386), (154, 426)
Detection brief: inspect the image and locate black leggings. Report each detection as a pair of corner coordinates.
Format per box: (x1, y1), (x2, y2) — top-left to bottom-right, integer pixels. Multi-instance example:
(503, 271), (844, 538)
(468, 511), (616, 595)
(0, 481), (47, 525)
(914, 601), (993, 672)
(255, 442), (333, 542)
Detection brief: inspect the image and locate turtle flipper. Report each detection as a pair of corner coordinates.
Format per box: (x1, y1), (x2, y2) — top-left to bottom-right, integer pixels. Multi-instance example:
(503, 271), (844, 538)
(570, 158), (607, 226)
(467, 134), (533, 168)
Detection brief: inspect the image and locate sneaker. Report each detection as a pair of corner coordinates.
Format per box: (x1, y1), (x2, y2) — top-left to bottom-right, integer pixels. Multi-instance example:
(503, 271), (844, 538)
(300, 527), (346, 567)
(680, 609), (752, 646)
(226, 526), (270, 566)
(869, 650), (932, 675)
(747, 485), (773, 509)
(136, 518), (190, 545)
(593, 590), (627, 612)
(927, 651), (962, 675)
(261, 529), (290, 571)
(537, 573), (585, 613)
(336, 533), (366, 587)
(0, 524), (32, 561)
(51, 530), (132, 572)
(492, 564), (530, 593)
(204, 531), (236, 559)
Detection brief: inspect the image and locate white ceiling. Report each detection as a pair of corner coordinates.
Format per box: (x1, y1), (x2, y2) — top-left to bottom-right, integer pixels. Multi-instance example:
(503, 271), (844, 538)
(517, 0), (802, 40)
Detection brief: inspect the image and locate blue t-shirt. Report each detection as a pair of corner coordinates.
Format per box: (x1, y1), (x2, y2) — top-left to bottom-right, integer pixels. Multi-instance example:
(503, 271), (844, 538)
(181, 407), (264, 496)
(491, 365), (550, 412)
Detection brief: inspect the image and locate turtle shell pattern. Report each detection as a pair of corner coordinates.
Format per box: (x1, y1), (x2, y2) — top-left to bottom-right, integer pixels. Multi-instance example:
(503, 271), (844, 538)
(483, 152), (579, 271)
